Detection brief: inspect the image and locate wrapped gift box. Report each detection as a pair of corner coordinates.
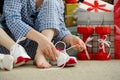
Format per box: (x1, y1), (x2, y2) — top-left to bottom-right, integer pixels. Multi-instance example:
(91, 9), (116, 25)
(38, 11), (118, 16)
(103, 12), (113, 25)
(74, 12), (113, 25)
(65, 3), (78, 15)
(65, 15), (76, 27)
(78, 0), (113, 12)
(65, 3), (78, 26)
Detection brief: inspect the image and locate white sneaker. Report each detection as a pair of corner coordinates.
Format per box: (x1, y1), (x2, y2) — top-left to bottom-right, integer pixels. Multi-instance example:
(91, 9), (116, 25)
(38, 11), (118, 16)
(55, 41), (77, 67)
(0, 54), (14, 71)
(10, 43), (31, 67)
(57, 50), (77, 67)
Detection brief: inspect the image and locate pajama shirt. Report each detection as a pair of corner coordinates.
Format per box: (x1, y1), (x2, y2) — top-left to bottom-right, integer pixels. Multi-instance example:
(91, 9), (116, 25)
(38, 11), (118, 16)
(0, 0), (71, 59)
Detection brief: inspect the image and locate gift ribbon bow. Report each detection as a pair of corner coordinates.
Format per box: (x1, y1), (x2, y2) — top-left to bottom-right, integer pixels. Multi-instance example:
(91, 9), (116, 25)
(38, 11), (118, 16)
(98, 36), (111, 58)
(83, 0), (111, 12)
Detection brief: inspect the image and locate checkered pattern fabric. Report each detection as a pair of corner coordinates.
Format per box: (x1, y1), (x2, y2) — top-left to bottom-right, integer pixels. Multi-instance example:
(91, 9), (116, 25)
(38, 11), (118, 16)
(2, 0), (70, 41)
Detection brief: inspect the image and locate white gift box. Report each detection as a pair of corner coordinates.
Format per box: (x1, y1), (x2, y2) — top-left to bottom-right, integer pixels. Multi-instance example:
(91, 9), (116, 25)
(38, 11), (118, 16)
(78, 0), (113, 12)
(74, 12), (113, 25)
(103, 12), (113, 25)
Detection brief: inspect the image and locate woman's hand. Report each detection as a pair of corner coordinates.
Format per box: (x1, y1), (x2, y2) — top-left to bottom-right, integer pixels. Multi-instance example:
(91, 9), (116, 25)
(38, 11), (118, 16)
(26, 29), (58, 61)
(37, 35), (58, 61)
(62, 35), (86, 51)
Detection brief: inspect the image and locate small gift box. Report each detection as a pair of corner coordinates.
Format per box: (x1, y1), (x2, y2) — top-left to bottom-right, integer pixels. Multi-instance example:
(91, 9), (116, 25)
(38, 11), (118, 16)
(65, 3), (78, 15)
(94, 26), (111, 60)
(78, 0), (113, 12)
(65, 3), (78, 26)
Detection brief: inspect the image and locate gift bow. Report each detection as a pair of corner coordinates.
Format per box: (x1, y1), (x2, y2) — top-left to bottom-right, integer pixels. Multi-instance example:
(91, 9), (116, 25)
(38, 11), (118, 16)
(98, 37), (111, 58)
(83, 0), (111, 12)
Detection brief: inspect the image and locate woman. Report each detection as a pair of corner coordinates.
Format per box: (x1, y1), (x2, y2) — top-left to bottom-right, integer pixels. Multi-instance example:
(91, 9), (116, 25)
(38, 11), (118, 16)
(1, 0), (86, 68)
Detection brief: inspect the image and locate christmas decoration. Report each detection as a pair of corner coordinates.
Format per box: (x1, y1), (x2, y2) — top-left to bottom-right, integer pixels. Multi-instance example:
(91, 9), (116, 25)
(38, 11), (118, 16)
(78, 0), (113, 12)
(94, 26), (111, 60)
(77, 26), (94, 60)
(114, 0), (120, 59)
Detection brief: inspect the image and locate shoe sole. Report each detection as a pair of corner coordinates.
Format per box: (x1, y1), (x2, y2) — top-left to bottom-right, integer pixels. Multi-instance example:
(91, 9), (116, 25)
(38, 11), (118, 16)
(14, 56), (30, 67)
(2, 55), (14, 71)
(59, 57), (77, 67)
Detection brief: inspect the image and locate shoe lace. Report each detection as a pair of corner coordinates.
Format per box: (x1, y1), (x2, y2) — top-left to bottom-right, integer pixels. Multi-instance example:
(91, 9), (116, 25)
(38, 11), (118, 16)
(16, 37), (26, 44)
(11, 37), (26, 61)
(12, 37), (26, 51)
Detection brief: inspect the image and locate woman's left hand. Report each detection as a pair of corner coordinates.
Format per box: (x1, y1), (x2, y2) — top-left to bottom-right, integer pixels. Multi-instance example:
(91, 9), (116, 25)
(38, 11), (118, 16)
(63, 35), (86, 51)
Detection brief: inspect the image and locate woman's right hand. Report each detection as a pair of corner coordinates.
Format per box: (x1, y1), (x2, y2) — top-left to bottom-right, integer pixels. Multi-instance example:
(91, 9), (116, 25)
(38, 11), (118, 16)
(26, 29), (58, 61)
(37, 36), (58, 61)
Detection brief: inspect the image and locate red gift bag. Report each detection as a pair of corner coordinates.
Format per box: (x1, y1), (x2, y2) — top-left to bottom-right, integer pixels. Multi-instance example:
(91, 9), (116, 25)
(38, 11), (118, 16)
(114, 0), (120, 59)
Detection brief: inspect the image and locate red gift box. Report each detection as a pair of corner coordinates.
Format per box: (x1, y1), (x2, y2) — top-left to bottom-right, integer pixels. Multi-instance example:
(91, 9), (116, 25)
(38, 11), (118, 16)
(77, 26), (94, 60)
(94, 26), (111, 60)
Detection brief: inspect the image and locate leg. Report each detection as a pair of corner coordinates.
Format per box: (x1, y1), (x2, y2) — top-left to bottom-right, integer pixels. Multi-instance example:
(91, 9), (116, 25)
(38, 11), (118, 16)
(0, 28), (15, 50)
(0, 28), (30, 67)
(34, 29), (55, 68)
(34, 46), (51, 68)
(33, 0), (59, 68)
